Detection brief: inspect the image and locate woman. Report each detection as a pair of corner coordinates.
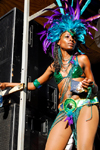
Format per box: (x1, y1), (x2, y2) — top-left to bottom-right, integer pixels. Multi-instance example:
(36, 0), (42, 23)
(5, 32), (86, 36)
(0, 28), (99, 150)
(0, 0), (100, 150)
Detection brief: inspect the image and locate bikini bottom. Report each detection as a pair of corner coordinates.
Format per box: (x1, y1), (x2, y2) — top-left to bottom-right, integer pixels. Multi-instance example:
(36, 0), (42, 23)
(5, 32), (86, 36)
(49, 97), (99, 146)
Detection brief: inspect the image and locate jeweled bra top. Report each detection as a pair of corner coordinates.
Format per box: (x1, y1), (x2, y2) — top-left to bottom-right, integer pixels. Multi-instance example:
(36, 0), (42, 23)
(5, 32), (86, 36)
(53, 56), (83, 84)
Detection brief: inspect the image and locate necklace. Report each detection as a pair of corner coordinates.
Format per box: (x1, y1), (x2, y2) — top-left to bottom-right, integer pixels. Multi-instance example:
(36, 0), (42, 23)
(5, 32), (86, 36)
(61, 62), (70, 72)
(61, 56), (73, 72)
(62, 56), (71, 61)
(59, 55), (76, 103)
(62, 62), (69, 67)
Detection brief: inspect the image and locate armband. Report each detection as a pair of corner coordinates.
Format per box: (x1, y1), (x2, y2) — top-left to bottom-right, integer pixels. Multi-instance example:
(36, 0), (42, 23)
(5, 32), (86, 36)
(33, 79), (42, 88)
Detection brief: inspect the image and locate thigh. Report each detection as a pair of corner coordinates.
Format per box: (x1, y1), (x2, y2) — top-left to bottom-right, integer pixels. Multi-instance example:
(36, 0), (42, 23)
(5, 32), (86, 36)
(77, 105), (99, 150)
(45, 118), (72, 150)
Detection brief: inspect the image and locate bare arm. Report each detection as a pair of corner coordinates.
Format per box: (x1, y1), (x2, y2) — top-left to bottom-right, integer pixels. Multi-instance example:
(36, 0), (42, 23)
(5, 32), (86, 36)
(0, 64), (54, 91)
(27, 64), (54, 90)
(80, 55), (98, 94)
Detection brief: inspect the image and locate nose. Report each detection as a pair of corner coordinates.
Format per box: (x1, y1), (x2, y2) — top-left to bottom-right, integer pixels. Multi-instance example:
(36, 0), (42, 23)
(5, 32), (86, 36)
(70, 36), (74, 42)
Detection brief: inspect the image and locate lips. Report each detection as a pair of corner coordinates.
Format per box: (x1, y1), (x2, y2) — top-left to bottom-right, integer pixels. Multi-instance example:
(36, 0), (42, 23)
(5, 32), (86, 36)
(68, 43), (74, 46)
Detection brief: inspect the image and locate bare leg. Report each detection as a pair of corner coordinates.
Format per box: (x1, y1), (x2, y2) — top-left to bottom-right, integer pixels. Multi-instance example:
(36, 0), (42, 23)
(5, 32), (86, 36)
(45, 118), (72, 150)
(77, 105), (99, 150)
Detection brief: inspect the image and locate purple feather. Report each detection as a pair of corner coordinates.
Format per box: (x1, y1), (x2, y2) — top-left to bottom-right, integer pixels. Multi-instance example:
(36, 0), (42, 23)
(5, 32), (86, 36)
(87, 24), (98, 31)
(74, 0), (80, 20)
(37, 0), (100, 56)
(85, 14), (100, 22)
(79, 0), (83, 6)
(37, 31), (47, 41)
(64, 115), (73, 125)
(87, 30), (94, 39)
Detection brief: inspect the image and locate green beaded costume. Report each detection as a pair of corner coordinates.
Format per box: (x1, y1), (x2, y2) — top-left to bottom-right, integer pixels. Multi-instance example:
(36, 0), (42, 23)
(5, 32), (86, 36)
(53, 56), (83, 84)
(37, 0), (100, 148)
(48, 55), (99, 147)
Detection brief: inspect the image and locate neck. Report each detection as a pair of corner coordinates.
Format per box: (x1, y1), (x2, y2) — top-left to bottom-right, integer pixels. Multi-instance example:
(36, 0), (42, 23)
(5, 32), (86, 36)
(61, 50), (73, 60)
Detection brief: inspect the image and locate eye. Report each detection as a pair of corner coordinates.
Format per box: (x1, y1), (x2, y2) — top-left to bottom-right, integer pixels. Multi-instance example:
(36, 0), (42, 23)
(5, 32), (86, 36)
(65, 35), (70, 38)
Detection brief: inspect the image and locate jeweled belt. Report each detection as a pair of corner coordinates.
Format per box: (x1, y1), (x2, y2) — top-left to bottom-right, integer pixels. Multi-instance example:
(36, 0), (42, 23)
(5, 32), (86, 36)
(59, 97), (99, 125)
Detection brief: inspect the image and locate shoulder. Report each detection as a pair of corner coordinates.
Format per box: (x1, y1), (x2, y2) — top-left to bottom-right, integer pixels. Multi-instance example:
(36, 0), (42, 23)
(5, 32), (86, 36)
(77, 54), (91, 69)
(78, 54), (89, 60)
(78, 54), (90, 65)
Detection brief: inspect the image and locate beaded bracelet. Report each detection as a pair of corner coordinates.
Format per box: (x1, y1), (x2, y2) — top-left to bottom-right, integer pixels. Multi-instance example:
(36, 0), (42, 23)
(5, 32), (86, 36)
(33, 79), (42, 89)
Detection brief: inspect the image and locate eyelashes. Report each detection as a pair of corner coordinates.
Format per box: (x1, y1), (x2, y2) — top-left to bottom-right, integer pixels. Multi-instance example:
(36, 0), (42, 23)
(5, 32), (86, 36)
(64, 35), (70, 38)
(64, 35), (76, 41)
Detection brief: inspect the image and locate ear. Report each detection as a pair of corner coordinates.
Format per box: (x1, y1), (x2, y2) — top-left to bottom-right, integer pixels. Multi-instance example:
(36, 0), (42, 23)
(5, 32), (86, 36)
(57, 40), (60, 46)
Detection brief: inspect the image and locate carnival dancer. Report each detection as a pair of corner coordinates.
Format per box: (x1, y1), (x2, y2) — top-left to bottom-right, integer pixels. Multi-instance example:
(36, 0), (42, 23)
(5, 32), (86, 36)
(0, 0), (100, 150)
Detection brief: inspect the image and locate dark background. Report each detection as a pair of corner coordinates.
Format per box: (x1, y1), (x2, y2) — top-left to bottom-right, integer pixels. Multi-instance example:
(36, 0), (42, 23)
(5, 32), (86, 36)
(0, 1), (100, 149)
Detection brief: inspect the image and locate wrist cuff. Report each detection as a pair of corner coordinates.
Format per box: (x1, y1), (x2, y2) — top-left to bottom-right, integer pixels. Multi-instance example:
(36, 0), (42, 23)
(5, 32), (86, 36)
(33, 79), (42, 88)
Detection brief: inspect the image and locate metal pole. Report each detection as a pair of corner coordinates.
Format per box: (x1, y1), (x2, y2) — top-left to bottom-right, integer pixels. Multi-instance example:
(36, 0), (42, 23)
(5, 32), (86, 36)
(17, 0), (30, 150)
(28, 3), (56, 21)
(17, 2), (56, 150)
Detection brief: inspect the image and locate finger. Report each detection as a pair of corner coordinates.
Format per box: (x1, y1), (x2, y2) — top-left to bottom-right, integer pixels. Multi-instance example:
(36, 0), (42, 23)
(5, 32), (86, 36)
(84, 79), (93, 86)
(82, 78), (92, 84)
(81, 82), (89, 89)
(82, 81), (89, 85)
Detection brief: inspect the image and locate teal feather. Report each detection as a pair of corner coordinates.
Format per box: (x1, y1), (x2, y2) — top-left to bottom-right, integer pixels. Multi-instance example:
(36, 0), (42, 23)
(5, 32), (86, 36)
(67, 111), (73, 117)
(77, 48), (85, 54)
(71, 0), (74, 7)
(56, 0), (65, 15)
(81, 0), (91, 15)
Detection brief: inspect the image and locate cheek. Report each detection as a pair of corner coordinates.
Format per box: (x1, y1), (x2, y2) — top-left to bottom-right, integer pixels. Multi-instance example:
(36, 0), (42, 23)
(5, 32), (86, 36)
(61, 43), (68, 48)
(59, 39), (69, 47)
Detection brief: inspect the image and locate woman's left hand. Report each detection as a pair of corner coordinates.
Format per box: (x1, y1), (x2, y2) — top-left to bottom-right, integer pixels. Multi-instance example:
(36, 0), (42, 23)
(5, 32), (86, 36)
(81, 78), (94, 89)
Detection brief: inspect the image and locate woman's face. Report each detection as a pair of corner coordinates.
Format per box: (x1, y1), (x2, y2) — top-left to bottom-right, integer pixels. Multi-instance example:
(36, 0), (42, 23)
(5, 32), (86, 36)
(57, 31), (77, 51)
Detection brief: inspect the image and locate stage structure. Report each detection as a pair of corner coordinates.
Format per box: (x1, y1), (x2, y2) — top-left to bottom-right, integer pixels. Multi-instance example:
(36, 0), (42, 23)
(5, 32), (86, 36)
(17, 1), (56, 150)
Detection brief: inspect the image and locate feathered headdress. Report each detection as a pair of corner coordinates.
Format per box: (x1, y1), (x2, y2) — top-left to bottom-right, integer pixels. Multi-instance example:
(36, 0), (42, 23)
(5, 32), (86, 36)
(38, 0), (100, 56)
